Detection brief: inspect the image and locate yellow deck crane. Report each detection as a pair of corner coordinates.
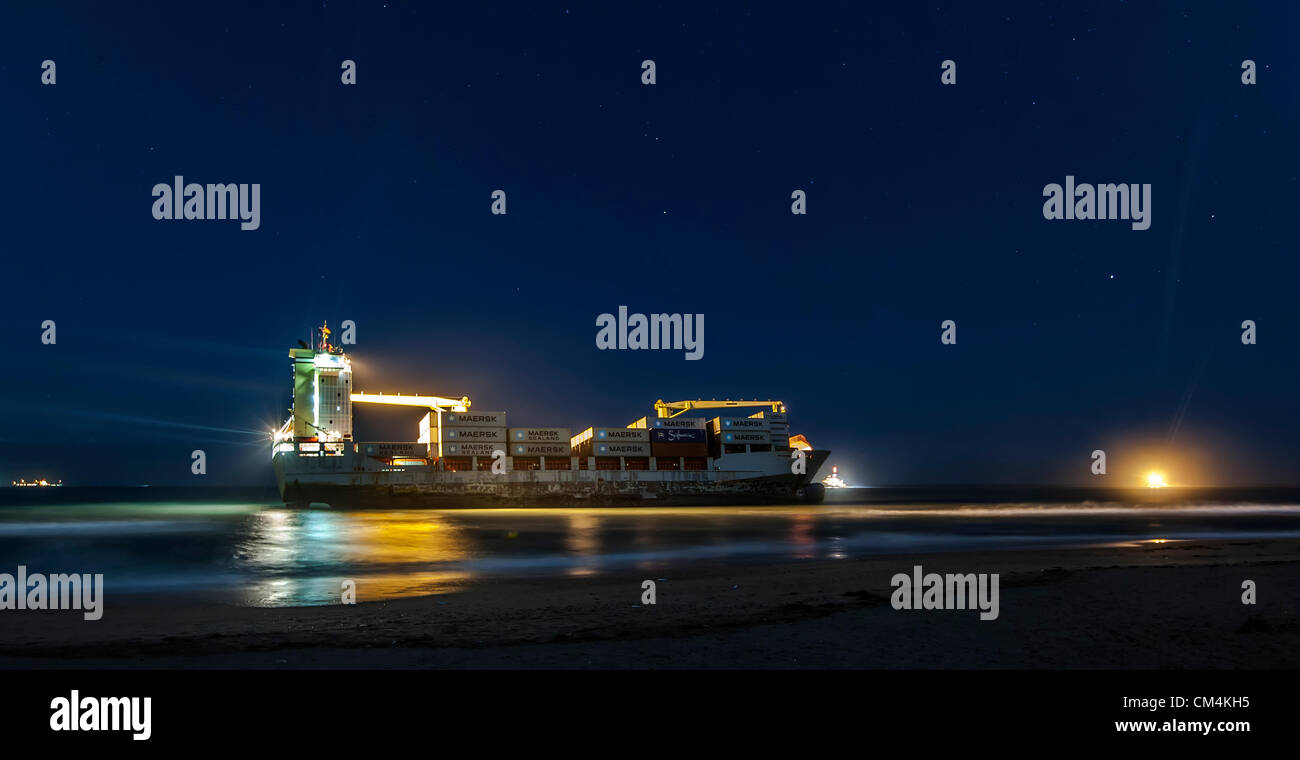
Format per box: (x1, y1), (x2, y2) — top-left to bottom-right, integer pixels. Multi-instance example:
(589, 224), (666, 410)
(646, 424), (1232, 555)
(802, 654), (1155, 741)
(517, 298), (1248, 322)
(273, 393), (471, 445)
(653, 399), (786, 418)
(350, 393), (472, 412)
(350, 393), (473, 447)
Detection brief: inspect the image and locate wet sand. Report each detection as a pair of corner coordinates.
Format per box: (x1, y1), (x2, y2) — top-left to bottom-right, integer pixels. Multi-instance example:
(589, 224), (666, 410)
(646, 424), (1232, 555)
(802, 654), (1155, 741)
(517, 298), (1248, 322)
(1, 538), (1297, 669)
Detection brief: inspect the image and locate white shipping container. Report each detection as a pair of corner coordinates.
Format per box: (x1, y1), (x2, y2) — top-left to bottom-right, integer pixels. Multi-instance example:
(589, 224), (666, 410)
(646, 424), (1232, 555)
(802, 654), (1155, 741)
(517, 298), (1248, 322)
(710, 416), (770, 432)
(511, 442), (572, 457)
(572, 427), (650, 447)
(363, 442), (428, 458)
(439, 442), (503, 458)
(646, 416), (707, 430)
(720, 431), (771, 444)
(592, 441), (652, 457)
(439, 410), (507, 427)
(509, 427), (571, 443)
(749, 410), (788, 423)
(439, 427), (506, 442)
(628, 415), (707, 430)
(599, 427), (650, 441)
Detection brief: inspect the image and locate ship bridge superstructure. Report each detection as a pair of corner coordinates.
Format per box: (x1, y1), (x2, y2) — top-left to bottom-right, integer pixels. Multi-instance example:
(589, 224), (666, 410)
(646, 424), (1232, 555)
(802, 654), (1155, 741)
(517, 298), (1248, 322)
(284, 323), (354, 443)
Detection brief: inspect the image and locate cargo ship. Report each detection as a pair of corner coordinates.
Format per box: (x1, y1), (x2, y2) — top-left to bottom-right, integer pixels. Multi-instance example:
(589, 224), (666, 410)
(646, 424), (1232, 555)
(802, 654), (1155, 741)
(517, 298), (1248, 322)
(9, 479), (63, 487)
(272, 324), (830, 507)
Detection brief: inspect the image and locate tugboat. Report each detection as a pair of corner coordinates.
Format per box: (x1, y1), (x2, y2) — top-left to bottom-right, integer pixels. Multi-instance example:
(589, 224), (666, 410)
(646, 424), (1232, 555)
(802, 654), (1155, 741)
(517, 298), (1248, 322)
(821, 465), (848, 489)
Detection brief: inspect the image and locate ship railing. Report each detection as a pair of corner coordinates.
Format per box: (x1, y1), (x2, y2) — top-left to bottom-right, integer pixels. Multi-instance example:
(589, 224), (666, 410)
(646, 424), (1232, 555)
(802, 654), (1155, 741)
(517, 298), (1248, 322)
(276, 441), (347, 457)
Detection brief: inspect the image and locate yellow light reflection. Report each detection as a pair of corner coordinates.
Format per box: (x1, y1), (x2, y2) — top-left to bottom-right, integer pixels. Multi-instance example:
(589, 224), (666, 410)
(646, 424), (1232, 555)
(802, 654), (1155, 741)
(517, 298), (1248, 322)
(240, 509), (474, 606)
(1146, 472), (1167, 489)
(565, 513), (601, 576)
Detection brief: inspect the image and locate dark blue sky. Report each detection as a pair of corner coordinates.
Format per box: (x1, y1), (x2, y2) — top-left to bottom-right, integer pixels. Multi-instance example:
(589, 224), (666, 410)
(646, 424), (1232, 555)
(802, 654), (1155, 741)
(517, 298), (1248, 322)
(1, 2), (1295, 487)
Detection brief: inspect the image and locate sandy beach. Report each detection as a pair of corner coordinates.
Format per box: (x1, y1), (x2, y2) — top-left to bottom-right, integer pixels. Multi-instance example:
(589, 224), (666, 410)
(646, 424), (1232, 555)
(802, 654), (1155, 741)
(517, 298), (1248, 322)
(2, 537), (1296, 669)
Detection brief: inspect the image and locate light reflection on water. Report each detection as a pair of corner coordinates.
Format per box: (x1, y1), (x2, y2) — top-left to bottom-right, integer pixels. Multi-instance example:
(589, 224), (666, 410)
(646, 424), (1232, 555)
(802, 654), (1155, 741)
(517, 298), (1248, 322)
(238, 510), (476, 605)
(1, 501), (1299, 607)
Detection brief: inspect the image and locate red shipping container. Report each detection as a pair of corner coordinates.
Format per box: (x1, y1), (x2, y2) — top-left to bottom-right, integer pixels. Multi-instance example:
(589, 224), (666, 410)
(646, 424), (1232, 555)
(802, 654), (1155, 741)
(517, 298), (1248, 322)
(651, 442), (709, 458)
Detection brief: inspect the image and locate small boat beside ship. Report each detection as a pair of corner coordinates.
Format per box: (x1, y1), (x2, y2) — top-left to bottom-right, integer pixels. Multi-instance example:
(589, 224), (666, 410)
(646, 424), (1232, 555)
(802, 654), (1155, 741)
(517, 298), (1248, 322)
(822, 465), (848, 489)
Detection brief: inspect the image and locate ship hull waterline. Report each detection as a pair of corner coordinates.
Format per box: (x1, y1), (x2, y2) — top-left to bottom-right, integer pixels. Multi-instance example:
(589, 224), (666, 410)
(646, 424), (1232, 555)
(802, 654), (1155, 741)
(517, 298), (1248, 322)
(275, 449), (831, 508)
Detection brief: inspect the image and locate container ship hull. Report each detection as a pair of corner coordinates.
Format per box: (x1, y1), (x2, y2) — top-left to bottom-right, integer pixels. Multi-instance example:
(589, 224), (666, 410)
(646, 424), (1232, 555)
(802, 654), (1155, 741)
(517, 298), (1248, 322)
(274, 449), (831, 508)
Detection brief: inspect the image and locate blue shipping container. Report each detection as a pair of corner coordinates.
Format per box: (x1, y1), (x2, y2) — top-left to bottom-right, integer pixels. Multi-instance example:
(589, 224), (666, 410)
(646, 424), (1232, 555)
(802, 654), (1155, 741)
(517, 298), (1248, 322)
(651, 428), (707, 444)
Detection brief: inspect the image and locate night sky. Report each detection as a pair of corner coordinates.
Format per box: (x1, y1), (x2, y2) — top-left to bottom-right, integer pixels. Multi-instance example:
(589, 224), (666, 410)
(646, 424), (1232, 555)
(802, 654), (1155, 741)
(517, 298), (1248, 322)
(1, 2), (1295, 487)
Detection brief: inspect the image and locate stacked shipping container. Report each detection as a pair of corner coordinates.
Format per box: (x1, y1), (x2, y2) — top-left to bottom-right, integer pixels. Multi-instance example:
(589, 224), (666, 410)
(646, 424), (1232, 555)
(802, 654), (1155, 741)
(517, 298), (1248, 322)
(648, 418), (708, 459)
(508, 427), (572, 457)
(417, 408), (791, 472)
(707, 415), (770, 454)
(750, 410), (791, 449)
(571, 427), (651, 457)
(509, 427), (572, 470)
(434, 410), (507, 461)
